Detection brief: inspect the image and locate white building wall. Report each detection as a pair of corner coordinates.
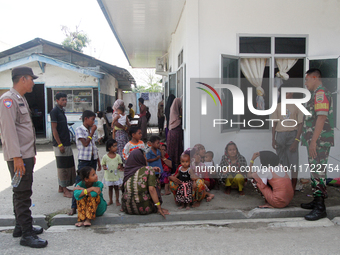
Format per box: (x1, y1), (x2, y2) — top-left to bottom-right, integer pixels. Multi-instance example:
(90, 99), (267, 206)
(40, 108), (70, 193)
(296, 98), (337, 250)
(167, 0), (340, 178)
(100, 74), (116, 96)
(0, 62), (100, 141)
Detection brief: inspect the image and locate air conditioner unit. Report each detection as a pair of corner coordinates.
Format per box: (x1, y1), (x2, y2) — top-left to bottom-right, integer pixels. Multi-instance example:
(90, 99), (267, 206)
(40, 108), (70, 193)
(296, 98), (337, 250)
(155, 54), (169, 75)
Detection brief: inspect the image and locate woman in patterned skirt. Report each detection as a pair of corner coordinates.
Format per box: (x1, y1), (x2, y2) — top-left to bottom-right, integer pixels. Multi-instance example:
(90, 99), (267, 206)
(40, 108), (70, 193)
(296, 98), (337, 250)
(121, 149), (170, 218)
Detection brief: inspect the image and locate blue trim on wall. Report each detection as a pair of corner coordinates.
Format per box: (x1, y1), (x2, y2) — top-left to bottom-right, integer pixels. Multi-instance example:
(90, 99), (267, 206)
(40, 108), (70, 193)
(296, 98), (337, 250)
(98, 79), (101, 111)
(46, 86), (97, 89)
(0, 54), (105, 79)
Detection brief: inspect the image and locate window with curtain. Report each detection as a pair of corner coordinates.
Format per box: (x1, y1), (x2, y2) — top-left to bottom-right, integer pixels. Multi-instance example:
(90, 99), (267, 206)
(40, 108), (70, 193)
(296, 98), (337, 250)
(220, 35), (307, 132)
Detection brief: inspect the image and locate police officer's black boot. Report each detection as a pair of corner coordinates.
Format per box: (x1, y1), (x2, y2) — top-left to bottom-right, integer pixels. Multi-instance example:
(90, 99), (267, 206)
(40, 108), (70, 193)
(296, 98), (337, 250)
(13, 222), (43, 237)
(304, 196), (327, 221)
(300, 197), (317, 209)
(20, 226), (48, 248)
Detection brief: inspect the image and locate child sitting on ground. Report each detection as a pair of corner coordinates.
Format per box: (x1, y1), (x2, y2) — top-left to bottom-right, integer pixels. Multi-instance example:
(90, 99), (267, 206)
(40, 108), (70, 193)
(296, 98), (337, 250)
(204, 151), (215, 168)
(74, 166), (107, 227)
(204, 151), (218, 189)
(101, 139), (123, 206)
(173, 152), (193, 209)
(122, 126), (146, 161)
(160, 143), (172, 195)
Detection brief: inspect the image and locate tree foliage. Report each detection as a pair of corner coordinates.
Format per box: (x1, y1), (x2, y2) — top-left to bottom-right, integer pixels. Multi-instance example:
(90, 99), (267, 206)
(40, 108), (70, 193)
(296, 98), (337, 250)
(61, 25), (90, 52)
(130, 69), (163, 93)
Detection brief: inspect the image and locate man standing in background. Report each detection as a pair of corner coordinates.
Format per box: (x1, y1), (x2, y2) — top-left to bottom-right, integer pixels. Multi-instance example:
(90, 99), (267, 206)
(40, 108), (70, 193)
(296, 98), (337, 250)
(50, 92), (76, 198)
(157, 95), (165, 136)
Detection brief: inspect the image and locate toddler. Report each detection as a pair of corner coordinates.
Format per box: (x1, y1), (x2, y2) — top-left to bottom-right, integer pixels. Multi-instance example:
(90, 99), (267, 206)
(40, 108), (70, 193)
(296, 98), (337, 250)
(173, 152), (193, 209)
(101, 139), (123, 206)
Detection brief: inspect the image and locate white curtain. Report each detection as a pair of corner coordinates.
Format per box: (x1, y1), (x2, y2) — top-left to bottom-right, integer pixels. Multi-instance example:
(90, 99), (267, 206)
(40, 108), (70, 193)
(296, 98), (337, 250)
(240, 58), (267, 88)
(240, 58), (267, 110)
(275, 58), (298, 80)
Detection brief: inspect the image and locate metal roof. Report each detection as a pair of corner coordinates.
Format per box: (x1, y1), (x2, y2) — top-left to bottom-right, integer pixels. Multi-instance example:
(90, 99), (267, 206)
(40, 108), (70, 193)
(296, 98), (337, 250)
(0, 38), (136, 88)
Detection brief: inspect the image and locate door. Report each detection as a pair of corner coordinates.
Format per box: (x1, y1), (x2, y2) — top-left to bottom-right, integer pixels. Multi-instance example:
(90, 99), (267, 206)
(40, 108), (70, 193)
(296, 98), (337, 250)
(220, 54), (240, 132)
(169, 72), (177, 97)
(307, 56), (339, 127)
(177, 67), (183, 98)
(25, 83), (46, 138)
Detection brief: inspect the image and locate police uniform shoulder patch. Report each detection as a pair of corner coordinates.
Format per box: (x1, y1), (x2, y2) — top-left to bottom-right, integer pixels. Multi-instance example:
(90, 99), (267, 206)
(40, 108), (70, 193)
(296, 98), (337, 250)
(3, 99), (13, 108)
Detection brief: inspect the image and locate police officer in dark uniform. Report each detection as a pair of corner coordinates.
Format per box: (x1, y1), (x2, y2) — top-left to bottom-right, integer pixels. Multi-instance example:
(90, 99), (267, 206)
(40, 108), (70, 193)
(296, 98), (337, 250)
(0, 67), (48, 248)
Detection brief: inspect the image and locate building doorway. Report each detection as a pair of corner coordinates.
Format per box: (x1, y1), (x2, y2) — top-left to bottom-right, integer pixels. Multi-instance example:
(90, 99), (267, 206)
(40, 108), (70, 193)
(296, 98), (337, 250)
(25, 83), (46, 138)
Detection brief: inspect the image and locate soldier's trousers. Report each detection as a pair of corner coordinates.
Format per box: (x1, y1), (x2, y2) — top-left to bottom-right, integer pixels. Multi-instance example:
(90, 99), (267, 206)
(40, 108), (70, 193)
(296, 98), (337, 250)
(7, 157), (35, 231)
(306, 145), (330, 198)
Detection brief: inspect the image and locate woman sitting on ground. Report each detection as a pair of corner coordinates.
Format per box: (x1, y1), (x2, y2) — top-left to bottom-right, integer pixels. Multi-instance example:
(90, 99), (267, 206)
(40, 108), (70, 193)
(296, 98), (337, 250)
(219, 141), (247, 195)
(194, 143), (216, 190)
(121, 149), (170, 218)
(248, 151), (294, 208)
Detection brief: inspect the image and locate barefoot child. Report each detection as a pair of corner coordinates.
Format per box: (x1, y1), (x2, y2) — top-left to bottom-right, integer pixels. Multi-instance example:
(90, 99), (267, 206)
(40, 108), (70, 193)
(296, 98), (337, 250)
(173, 153), (193, 209)
(74, 166), (107, 227)
(101, 139), (123, 206)
(204, 151), (219, 190)
(160, 143), (172, 195)
(69, 110), (102, 216)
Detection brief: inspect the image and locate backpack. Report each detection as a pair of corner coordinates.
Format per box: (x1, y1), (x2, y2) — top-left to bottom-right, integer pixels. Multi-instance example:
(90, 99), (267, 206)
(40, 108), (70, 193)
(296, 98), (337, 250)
(146, 107), (151, 122)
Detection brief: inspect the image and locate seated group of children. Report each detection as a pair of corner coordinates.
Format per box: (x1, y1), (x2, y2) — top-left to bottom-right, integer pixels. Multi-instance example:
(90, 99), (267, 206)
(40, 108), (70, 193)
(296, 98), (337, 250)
(74, 111), (293, 226)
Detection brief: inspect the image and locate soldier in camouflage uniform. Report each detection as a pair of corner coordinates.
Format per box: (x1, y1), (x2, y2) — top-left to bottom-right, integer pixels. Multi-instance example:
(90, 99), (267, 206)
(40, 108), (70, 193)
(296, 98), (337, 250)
(301, 68), (334, 221)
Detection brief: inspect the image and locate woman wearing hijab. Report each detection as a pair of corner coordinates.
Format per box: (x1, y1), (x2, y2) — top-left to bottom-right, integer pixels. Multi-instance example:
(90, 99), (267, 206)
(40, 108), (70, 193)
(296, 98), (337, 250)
(219, 141), (248, 195)
(248, 151), (294, 208)
(194, 143), (216, 190)
(121, 149), (169, 218)
(164, 94), (176, 141)
(167, 97), (183, 172)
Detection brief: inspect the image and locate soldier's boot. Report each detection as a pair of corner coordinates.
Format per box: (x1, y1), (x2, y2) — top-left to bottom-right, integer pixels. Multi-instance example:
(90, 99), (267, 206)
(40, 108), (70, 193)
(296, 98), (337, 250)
(13, 222), (43, 237)
(301, 198), (317, 210)
(304, 196), (327, 221)
(20, 226), (48, 248)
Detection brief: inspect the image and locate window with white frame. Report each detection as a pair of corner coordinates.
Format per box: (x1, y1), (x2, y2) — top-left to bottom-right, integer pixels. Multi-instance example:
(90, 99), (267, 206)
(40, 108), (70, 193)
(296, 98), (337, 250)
(221, 35), (307, 132)
(52, 89), (94, 113)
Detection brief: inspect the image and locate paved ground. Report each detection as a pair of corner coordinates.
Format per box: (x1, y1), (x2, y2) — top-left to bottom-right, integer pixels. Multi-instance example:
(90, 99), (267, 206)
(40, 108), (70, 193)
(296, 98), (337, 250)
(1, 128), (340, 225)
(1, 218), (340, 254)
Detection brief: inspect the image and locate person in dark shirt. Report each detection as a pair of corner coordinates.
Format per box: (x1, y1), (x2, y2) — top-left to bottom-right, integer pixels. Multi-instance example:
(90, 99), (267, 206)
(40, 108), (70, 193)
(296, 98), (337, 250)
(50, 92), (76, 198)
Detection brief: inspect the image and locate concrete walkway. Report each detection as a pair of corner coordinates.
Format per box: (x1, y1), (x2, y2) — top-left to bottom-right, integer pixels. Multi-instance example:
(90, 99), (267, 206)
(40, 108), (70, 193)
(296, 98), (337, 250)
(1, 138), (340, 229)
